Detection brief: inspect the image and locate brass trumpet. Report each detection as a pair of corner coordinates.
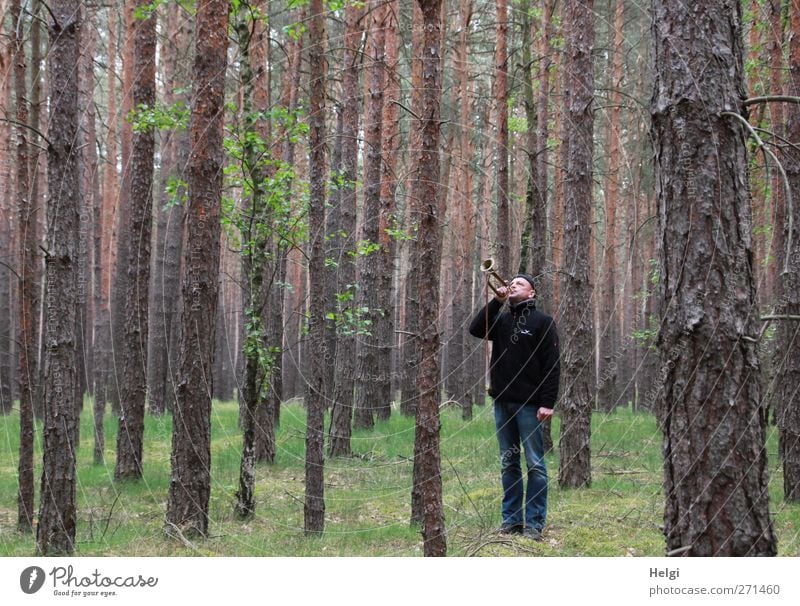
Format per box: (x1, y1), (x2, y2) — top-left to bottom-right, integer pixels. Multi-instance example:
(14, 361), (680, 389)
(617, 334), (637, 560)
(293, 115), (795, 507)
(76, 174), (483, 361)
(480, 258), (508, 297)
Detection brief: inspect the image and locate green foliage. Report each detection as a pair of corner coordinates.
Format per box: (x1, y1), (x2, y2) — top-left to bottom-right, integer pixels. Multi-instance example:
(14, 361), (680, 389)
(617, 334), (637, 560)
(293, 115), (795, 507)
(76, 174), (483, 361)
(351, 239), (381, 258)
(508, 115), (528, 134)
(647, 258), (660, 286)
(632, 323), (658, 351)
(128, 102), (190, 133)
(325, 285), (379, 337)
(163, 176), (188, 211)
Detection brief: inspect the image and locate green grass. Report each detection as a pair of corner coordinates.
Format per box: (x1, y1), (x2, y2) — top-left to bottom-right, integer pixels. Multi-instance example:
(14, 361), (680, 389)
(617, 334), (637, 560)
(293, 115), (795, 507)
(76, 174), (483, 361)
(1, 400), (798, 556)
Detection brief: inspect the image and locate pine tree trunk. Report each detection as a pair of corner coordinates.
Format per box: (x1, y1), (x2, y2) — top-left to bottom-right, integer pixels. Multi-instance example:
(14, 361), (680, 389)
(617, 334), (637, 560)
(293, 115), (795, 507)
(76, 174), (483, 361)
(652, 0), (777, 556)
(375, 0), (400, 422)
(166, 0), (229, 537)
(328, 3), (364, 456)
(776, 0), (800, 503)
(37, 0), (81, 555)
(412, 0), (446, 557)
(12, 0), (36, 532)
(453, 0), (474, 420)
(354, 1), (387, 430)
(304, 0), (327, 534)
(596, 0), (624, 412)
(234, 0), (275, 517)
(494, 0), (510, 272)
(115, 0), (156, 481)
(558, 0), (594, 490)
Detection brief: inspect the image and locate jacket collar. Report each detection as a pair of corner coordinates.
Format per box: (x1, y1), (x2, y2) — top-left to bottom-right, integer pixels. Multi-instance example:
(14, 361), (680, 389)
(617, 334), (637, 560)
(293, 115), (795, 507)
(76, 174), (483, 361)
(509, 298), (537, 312)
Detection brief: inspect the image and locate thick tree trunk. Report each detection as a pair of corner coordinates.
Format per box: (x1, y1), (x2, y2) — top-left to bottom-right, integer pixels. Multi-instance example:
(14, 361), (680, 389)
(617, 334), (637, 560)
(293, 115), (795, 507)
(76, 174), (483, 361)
(166, 0), (229, 537)
(412, 0), (446, 557)
(328, 3), (365, 457)
(304, 0), (327, 535)
(558, 0), (594, 490)
(116, 0), (156, 481)
(37, 0), (81, 555)
(652, 0), (777, 555)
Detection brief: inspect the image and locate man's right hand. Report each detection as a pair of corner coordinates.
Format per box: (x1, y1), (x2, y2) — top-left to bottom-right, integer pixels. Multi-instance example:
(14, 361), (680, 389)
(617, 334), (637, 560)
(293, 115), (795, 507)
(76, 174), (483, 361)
(494, 286), (508, 303)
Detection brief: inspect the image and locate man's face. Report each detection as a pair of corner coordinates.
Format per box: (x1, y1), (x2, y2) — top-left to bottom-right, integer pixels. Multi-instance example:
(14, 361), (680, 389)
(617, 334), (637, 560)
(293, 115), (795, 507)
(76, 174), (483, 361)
(507, 277), (534, 304)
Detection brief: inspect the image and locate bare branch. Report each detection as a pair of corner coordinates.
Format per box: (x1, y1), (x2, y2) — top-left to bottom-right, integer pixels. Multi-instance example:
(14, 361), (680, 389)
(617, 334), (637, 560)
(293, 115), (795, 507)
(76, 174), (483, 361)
(743, 95), (800, 107)
(723, 111), (794, 275)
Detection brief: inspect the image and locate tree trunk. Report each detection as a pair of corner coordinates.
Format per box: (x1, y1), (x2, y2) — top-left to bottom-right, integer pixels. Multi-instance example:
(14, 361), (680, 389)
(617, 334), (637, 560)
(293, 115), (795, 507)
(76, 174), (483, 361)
(651, 0), (777, 556)
(328, 2), (365, 457)
(494, 0), (510, 272)
(402, 1), (424, 424)
(775, 0), (800, 503)
(166, 0), (229, 537)
(109, 0), (136, 414)
(597, 0), (623, 412)
(375, 0), (400, 422)
(37, 0), (81, 555)
(304, 0), (327, 535)
(412, 0), (446, 557)
(234, 0), (274, 518)
(12, 0), (36, 532)
(454, 0), (474, 420)
(115, 0), (156, 481)
(353, 1), (387, 430)
(558, 0), (594, 490)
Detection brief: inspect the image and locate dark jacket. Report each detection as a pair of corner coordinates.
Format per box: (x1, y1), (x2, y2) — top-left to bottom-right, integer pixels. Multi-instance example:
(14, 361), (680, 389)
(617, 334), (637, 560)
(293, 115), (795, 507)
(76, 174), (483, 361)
(468, 298), (560, 407)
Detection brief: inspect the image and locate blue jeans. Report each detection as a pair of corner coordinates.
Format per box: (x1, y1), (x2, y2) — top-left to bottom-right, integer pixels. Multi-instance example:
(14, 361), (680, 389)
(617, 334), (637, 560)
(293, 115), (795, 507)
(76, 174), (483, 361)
(494, 401), (548, 530)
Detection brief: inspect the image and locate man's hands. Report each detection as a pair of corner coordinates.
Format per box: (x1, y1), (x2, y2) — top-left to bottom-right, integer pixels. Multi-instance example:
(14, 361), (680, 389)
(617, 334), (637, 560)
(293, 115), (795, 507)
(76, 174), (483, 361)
(537, 407), (554, 422)
(494, 285), (508, 303)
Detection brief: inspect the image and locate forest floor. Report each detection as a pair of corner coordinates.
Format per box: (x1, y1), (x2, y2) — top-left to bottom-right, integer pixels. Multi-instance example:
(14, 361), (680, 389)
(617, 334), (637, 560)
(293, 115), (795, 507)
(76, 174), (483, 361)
(0, 400), (798, 556)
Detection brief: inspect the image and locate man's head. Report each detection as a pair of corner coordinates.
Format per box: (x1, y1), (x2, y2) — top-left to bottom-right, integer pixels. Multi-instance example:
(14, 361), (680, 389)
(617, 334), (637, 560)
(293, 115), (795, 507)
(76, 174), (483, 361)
(507, 274), (536, 304)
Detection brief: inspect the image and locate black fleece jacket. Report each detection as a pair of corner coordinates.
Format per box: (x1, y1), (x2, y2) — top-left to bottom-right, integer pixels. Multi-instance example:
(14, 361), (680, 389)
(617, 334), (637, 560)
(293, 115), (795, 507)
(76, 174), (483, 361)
(468, 298), (560, 407)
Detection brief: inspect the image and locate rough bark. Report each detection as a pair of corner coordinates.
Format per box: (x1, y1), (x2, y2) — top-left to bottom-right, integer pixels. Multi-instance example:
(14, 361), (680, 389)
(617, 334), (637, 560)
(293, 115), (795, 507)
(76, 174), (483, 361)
(376, 0), (400, 422)
(652, 0), (777, 555)
(453, 0), (474, 419)
(494, 0), (510, 272)
(354, 1), (388, 430)
(558, 0), (594, 490)
(328, 3), (365, 457)
(147, 0), (189, 417)
(13, 0), (36, 532)
(165, 0), (229, 537)
(402, 1), (424, 423)
(412, 0), (446, 557)
(597, 0), (624, 412)
(115, 0), (156, 481)
(776, 0), (800, 502)
(37, 0), (81, 555)
(304, 0), (327, 535)
(110, 0), (136, 413)
(234, 0), (274, 518)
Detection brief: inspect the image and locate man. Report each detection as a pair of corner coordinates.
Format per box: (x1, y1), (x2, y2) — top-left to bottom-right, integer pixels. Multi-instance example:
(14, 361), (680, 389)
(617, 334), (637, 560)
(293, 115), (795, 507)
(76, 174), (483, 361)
(469, 273), (560, 541)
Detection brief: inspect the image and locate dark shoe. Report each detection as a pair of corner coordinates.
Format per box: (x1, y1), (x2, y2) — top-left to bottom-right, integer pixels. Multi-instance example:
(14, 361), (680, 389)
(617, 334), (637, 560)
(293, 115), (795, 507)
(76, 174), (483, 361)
(522, 526), (543, 541)
(497, 523), (523, 535)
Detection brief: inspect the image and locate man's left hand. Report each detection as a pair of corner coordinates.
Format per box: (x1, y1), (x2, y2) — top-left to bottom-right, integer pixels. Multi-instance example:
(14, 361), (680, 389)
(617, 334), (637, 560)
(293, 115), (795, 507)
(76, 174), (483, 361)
(537, 407), (554, 422)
